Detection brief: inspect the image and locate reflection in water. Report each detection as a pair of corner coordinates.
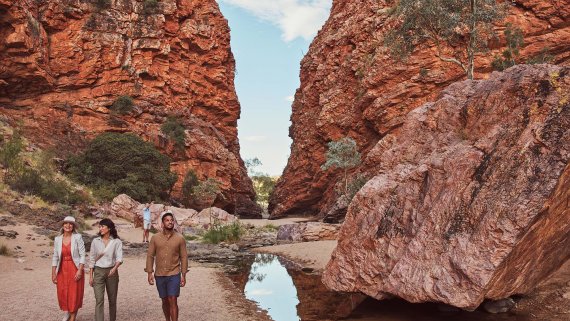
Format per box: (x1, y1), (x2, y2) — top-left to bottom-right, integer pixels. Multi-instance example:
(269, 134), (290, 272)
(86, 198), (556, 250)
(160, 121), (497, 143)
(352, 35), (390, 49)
(244, 254), (300, 321)
(226, 254), (536, 321)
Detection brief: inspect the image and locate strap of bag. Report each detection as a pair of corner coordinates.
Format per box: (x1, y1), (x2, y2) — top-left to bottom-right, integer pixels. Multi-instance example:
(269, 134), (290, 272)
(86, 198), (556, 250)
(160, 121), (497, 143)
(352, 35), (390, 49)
(93, 239), (116, 265)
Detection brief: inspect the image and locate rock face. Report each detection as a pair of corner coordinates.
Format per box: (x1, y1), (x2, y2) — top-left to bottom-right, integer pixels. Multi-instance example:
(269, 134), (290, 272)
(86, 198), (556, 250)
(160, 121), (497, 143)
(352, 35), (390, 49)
(111, 194), (236, 229)
(276, 222), (341, 242)
(0, 0), (260, 217)
(269, 0), (570, 219)
(322, 65), (570, 310)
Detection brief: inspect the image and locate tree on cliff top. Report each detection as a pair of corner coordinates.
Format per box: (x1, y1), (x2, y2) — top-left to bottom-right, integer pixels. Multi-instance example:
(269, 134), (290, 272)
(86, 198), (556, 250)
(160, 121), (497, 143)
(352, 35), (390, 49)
(385, 0), (508, 79)
(321, 137), (361, 196)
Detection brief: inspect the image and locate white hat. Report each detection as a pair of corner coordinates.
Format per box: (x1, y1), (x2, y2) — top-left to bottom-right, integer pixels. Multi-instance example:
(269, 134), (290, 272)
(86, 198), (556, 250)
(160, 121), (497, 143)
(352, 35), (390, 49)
(60, 216), (79, 228)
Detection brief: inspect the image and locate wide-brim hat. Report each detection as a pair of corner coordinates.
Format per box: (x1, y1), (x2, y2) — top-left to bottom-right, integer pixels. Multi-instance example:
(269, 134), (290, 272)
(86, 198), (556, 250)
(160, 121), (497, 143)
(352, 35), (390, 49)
(60, 216), (79, 228)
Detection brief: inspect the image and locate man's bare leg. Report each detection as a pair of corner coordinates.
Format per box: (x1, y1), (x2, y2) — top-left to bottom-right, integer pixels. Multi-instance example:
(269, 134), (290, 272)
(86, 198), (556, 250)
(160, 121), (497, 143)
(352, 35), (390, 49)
(167, 296), (178, 321)
(162, 298), (171, 321)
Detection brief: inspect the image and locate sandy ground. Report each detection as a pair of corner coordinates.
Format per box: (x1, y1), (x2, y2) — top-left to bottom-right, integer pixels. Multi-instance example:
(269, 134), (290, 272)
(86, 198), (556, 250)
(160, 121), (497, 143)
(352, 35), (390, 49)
(254, 240), (338, 271)
(0, 219), (270, 321)
(240, 217), (315, 228)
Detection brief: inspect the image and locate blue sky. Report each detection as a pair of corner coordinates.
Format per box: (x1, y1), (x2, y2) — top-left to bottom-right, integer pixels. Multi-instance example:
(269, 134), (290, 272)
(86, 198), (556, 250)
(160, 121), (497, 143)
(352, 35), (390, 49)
(216, 0), (332, 176)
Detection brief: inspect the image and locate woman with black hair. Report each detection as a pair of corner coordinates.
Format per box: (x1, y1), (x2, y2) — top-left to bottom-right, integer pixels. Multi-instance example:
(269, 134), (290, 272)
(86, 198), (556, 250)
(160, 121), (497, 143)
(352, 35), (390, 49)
(88, 218), (123, 321)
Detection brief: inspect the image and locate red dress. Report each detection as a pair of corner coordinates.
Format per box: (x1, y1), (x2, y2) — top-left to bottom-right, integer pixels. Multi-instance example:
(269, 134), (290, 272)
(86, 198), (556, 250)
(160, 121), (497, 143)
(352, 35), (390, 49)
(56, 242), (84, 312)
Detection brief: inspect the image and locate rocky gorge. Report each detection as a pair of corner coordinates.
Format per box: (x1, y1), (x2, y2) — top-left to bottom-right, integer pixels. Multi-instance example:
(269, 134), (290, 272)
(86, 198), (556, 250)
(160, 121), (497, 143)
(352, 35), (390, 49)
(0, 0), (260, 217)
(269, 0), (570, 220)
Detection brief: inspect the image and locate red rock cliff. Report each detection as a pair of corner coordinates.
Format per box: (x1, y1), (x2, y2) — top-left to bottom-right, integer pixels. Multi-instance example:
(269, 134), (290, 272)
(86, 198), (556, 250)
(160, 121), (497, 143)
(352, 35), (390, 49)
(269, 0), (569, 219)
(0, 0), (261, 217)
(322, 64), (570, 309)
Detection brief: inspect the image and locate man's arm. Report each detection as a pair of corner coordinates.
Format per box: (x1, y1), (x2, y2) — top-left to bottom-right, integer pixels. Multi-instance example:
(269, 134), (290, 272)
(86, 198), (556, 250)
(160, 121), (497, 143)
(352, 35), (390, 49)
(180, 236), (188, 287)
(146, 236), (156, 285)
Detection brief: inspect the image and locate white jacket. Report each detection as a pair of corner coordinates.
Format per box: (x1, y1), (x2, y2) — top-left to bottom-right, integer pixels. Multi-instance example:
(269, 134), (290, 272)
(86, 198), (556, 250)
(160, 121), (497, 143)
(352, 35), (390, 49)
(52, 233), (86, 274)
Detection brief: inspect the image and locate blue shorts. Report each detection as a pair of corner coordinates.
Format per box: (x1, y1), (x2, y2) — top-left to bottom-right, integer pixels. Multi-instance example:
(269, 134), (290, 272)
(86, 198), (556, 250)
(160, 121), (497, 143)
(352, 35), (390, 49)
(155, 273), (181, 298)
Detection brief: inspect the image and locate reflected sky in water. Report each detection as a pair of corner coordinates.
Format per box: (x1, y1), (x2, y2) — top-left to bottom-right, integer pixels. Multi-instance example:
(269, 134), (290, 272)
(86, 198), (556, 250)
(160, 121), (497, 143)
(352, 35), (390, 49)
(244, 254), (300, 321)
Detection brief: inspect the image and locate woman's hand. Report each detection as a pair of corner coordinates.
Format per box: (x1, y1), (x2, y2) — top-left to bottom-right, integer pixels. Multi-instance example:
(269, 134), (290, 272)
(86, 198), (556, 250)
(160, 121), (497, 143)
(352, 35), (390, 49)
(74, 269), (83, 281)
(51, 274), (57, 284)
(89, 275), (94, 287)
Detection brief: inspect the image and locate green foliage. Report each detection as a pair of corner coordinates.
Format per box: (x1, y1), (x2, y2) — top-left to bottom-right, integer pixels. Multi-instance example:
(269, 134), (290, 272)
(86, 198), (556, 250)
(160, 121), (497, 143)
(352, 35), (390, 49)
(527, 48), (555, 65)
(143, 0), (159, 14)
(492, 23), (524, 71)
(251, 174), (276, 209)
(67, 133), (177, 202)
(0, 135), (88, 205)
(342, 173), (369, 201)
(386, 0), (507, 79)
(161, 116), (186, 151)
(0, 132), (24, 172)
(183, 234), (199, 241)
(321, 137), (361, 196)
(321, 137), (361, 171)
(110, 95), (134, 115)
(181, 169), (199, 204)
(191, 177), (221, 205)
(202, 221), (244, 244)
(0, 243), (11, 256)
(244, 157), (262, 176)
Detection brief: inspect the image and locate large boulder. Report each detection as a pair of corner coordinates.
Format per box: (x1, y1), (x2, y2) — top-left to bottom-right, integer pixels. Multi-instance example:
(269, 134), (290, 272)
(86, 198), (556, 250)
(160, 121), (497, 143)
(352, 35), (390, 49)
(277, 222), (341, 242)
(323, 65), (570, 310)
(195, 207), (238, 227)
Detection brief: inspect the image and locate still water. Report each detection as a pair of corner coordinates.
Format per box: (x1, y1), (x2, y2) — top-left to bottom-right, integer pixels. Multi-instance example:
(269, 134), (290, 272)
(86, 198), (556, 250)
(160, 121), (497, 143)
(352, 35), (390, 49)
(227, 253), (534, 321)
(244, 254), (301, 321)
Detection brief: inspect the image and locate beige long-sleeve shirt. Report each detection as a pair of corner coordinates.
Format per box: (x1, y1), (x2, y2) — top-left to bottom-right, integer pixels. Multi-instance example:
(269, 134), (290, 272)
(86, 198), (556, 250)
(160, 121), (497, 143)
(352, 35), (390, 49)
(145, 231), (188, 276)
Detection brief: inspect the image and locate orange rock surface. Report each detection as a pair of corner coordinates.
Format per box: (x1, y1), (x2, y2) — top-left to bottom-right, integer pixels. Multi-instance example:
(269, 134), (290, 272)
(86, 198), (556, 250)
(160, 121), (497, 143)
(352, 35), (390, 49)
(322, 65), (570, 309)
(269, 0), (570, 219)
(0, 0), (260, 217)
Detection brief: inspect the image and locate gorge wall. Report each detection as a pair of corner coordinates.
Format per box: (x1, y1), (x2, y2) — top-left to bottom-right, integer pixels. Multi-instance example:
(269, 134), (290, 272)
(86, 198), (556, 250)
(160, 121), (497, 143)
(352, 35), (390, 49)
(322, 64), (569, 309)
(0, 0), (261, 217)
(269, 0), (570, 219)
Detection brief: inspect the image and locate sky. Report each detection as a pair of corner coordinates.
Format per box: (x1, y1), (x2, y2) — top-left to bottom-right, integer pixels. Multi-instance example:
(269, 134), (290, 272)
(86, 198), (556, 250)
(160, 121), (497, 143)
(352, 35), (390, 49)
(216, 0), (332, 176)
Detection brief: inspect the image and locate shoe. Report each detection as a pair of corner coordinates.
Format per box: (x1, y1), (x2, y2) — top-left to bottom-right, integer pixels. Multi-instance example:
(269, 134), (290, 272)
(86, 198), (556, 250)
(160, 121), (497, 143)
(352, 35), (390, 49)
(62, 312), (70, 321)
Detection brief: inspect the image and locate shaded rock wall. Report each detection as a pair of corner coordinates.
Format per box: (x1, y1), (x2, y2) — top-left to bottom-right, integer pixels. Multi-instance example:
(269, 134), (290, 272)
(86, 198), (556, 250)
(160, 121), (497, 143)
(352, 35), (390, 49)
(269, 0), (570, 219)
(0, 0), (260, 217)
(322, 65), (570, 309)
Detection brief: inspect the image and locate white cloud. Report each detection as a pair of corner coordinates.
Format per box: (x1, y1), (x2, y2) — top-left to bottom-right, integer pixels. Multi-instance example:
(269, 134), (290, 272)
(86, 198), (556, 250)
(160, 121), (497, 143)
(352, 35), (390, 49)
(219, 0), (332, 42)
(248, 288), (274, 296)
(243, 135), (267, 142)
(285, 95), (294, 102)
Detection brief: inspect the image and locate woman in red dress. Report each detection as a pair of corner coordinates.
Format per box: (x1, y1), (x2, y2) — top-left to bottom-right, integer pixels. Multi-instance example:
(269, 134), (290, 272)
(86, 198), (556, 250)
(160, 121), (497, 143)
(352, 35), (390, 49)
(52, 216), (86, 321)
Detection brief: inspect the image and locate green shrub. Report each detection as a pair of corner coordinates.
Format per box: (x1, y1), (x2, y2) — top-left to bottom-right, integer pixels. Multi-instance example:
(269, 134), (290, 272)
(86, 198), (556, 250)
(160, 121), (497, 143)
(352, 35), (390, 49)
(183, 234), (199, 241)
(67, 132), (177, 202)
(110, 95), (134, 115)
(0, 132), (24, 172)
(202, 221), (244, 244)
(143, 0), (159, 14)
(527, 48), (555, 64)
(181, 169), (199, 204)
(161, 116), (186, 151)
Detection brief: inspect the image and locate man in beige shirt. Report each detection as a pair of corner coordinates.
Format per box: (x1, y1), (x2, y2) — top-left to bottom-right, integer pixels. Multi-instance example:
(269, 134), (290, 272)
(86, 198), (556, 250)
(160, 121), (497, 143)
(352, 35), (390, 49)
(146, 211), (188, 321)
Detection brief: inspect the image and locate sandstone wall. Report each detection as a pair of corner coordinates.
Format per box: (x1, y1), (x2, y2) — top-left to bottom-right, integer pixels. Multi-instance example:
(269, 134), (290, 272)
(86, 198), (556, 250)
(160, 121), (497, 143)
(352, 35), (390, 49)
(0, 0), (261, 217)
(269, 0), (570, 219)
(322, 65), (570, 309)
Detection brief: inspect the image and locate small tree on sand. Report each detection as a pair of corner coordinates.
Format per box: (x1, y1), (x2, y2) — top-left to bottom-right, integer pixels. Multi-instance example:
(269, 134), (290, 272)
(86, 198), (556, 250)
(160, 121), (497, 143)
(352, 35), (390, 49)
(321, 137), (361, 196)
(385, 0), (508, 80)
(192, 178), (221, 224)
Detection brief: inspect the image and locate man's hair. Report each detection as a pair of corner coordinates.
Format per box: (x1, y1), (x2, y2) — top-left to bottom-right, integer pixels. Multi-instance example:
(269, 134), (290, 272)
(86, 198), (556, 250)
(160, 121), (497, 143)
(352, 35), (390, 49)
(162, 212), (173, 221)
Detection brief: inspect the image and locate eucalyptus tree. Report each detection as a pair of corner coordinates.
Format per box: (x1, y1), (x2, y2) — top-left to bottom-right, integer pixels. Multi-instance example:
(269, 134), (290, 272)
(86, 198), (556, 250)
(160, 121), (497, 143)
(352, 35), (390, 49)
(386, 0), (508, 79)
